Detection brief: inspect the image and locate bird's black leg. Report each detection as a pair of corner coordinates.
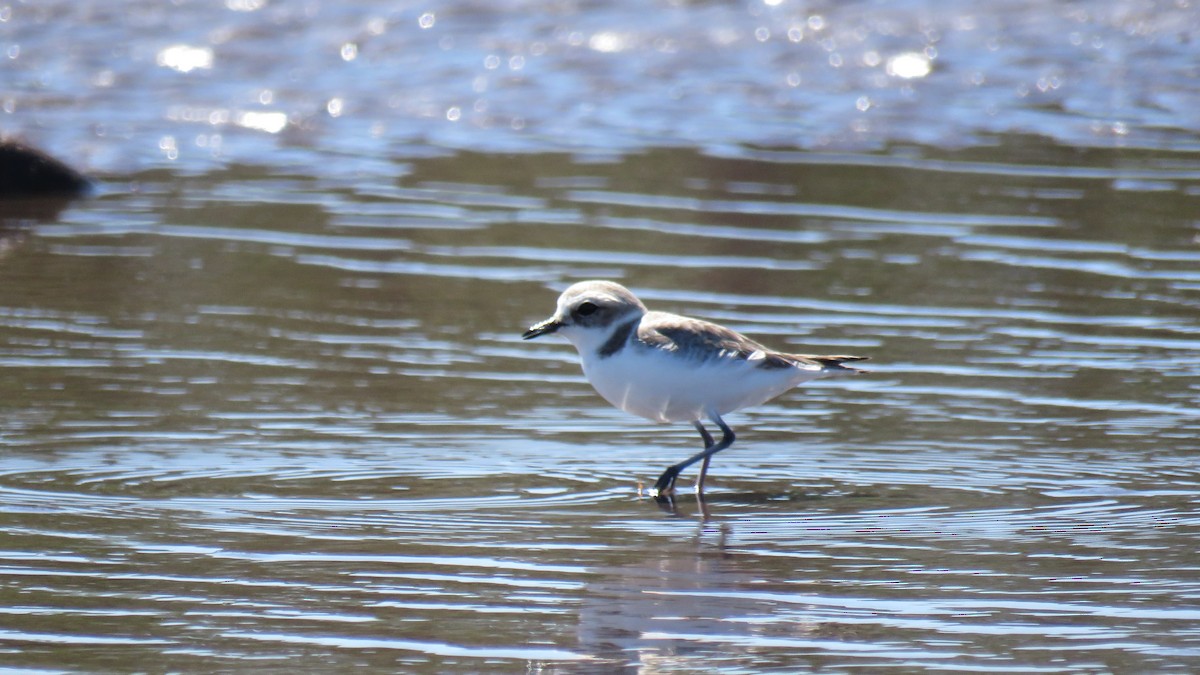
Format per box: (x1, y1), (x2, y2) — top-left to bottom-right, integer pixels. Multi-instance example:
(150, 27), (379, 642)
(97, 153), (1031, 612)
(693, 422), (715, 495)
(652, 422), (711, 499)
(652, 415), (735, 499)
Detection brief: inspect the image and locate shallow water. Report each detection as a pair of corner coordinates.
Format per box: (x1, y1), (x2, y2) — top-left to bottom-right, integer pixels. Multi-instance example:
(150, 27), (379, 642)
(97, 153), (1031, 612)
(3, 0), (1200, 672)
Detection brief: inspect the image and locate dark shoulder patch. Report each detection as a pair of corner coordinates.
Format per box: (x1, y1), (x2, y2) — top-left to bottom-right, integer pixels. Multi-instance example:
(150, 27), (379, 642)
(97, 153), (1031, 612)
(598, 318), (638, 358)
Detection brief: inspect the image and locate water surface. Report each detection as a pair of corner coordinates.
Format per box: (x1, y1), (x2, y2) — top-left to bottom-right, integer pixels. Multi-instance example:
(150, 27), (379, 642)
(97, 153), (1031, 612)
(2, 0), (1200, 671)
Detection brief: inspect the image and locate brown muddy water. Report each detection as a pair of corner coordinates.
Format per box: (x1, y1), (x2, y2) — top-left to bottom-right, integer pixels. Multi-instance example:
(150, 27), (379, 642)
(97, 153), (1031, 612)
(2, 0), (1200, 672)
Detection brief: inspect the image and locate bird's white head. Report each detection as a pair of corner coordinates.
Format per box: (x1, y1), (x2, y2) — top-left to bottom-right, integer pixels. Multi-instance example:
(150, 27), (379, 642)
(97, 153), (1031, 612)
(522, 280), (647, 353)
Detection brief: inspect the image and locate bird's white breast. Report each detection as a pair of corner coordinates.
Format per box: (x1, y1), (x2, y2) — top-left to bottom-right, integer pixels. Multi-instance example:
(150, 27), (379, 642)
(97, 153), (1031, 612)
(579, 342), (822, 423)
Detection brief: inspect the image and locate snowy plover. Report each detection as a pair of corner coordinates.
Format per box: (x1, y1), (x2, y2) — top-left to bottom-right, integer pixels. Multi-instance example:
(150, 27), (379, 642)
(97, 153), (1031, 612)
(522, 280), (867, 498)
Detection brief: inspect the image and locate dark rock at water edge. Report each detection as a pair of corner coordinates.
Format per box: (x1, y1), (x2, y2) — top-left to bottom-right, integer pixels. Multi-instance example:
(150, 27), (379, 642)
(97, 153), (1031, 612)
(0, 140), (91, 197)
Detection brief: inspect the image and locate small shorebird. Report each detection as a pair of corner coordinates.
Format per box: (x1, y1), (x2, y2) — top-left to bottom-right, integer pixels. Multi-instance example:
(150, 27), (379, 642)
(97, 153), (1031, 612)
(522, 280), (867, 498)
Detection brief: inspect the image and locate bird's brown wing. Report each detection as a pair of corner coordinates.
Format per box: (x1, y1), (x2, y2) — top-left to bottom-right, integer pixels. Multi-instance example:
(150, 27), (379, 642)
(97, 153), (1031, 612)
(637, 312), (869, 373)
(636, 312), (796, 370)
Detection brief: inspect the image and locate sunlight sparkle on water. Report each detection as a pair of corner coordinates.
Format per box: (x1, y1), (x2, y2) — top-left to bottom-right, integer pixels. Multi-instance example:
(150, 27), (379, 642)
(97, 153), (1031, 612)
(157, 45), (213, 73)
(237, 110), (288, 134)
(886, 52), (932, 79)
(589, 32), (628, 53)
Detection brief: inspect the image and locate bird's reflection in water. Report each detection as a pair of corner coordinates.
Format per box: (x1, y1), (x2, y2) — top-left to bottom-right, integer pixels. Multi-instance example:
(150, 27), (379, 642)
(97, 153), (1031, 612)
(575, 510), (826, 672)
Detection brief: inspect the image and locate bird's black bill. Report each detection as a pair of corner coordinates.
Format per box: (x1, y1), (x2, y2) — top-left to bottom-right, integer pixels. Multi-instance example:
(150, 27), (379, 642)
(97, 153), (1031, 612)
(522, 318), (562, 340)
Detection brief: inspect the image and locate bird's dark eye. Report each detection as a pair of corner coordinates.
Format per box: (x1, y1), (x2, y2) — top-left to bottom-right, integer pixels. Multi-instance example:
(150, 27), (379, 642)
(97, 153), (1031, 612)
(576, 301), (598, 317)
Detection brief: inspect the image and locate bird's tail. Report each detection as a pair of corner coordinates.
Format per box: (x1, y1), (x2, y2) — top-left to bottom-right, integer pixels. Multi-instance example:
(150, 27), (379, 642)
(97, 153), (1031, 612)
(795, 354), (870, 375)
